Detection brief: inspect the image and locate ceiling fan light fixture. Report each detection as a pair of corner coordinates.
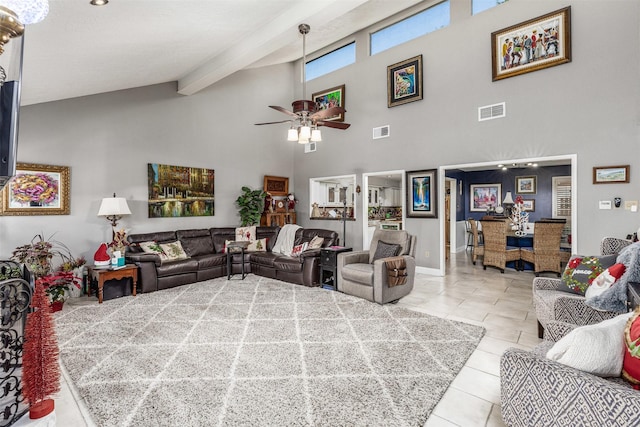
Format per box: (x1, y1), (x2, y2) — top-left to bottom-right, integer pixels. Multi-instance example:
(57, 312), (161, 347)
(298, 137), (309, 145)
(311, 128), (322, 142)
(90, 0), (109, 5)
(287, 128), (298, 142)
(299, 126), (311, 140)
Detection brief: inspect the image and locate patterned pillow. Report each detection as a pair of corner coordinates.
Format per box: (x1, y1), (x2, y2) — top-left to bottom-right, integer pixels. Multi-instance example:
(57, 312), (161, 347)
(291, 242), (309, 257)
(246, 238), (268, 252)
(372, 240), (401, 263)
(139, 241), (169, 262)
(623, 308), (640, 386)
(307, 235), (324, 249)
(159, 241), (189, 261)
(559, 255), (617, 295)
(235, 226), (256, 242)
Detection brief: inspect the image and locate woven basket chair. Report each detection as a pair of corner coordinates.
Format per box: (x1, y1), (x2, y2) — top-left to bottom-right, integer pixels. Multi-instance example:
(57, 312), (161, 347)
(468, 218), (484, 265)
(520, 221), (565, 276)
(480, 219), (521, 273)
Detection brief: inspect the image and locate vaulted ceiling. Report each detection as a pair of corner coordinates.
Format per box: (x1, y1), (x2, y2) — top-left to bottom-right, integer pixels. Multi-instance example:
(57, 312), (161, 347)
(17, 0), (427, 105)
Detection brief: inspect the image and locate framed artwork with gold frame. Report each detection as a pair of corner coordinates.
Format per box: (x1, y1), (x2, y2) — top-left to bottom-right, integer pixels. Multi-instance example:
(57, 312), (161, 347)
(263, 175), (289, 196)
(1, 163), (70, 215)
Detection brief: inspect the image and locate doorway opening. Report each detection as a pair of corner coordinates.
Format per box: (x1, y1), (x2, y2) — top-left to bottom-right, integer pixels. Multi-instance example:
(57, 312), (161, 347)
(362, 170), (405, 250)
(439, 154), (577, 276)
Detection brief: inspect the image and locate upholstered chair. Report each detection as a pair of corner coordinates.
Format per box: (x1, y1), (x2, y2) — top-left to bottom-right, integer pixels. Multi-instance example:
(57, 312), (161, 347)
(337, 229), (416, 304)
(532, 236), (633, 338)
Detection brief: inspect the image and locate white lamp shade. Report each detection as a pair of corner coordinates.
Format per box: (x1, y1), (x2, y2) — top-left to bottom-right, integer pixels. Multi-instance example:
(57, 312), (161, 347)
(299, 126), (311, 140)
(98, 197), (131, 217)
(297, 136), (309, 145)
(503, 191), (514, 205)
(310, 128), (322, 142)
(1, 0), (49, 24)
(287, 128), (298, 141)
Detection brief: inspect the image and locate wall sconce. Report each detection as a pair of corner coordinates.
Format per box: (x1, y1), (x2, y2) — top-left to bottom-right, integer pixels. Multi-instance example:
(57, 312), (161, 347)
(97, 193), (131, 227)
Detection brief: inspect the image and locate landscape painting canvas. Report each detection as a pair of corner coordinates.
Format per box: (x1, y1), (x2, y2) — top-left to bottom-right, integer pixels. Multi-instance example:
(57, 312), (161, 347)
(406, 169), (437, 218)
(148, 163), (215, 218)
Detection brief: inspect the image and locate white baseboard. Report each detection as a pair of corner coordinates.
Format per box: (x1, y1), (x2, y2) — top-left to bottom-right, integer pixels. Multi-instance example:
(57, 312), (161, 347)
(416, 266), (443, 277)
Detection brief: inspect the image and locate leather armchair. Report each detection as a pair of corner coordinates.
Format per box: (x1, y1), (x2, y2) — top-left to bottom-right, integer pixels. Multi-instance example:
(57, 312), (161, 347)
(337, 229), (416, 304)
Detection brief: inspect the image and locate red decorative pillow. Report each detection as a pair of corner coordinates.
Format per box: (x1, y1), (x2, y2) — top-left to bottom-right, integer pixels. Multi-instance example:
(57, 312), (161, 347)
(622, 308), (640, 388)
(559, 254), (617, 295)
(291, 242), (309, 257)
(584, 263), (626, 300)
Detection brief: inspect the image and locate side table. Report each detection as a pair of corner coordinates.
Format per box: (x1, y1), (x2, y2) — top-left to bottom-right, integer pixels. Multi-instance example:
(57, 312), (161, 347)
(227, 241), (249, 280)
(87, 264), (138, 304)
(320, 247), (352, 290)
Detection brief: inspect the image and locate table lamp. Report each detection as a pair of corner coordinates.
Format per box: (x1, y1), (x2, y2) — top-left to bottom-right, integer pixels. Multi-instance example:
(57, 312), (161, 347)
(97, 193), (131, 228)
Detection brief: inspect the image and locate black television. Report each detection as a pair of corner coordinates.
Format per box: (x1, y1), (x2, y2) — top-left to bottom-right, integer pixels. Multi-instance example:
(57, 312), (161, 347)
(0, 79), (20, 190)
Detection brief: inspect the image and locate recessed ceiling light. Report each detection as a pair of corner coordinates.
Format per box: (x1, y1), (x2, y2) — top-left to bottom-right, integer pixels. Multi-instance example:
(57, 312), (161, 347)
(90, 0), (108, 5)
(497, 164), (504, 168)
(501, 166), (508, 171)
(532, 163), (538, 167)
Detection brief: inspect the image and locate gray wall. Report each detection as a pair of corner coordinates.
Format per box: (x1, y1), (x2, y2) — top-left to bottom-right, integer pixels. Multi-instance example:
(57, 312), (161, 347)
(294, 0), (640, 269)
(1, 0), (639, 272)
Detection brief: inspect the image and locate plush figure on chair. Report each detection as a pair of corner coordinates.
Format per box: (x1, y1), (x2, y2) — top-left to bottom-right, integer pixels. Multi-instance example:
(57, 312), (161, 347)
(337, 229), (416, 304)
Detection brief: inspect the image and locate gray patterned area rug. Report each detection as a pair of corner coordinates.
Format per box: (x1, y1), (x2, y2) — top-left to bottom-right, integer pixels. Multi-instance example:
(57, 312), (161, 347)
(55, 275), (485, 427)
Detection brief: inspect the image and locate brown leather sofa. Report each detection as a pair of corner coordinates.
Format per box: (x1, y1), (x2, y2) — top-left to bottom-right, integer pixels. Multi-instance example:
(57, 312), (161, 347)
(126, 226), (338, 293)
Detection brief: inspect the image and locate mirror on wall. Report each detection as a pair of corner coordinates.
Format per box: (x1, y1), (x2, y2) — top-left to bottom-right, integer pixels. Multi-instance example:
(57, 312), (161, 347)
(309, 174), (356, 220)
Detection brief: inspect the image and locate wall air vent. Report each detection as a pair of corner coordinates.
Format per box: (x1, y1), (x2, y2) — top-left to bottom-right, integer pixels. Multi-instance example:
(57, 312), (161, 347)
(304, 141), (316, 153)
(373, 125), (390, 139)
(478, 102), (506, 121)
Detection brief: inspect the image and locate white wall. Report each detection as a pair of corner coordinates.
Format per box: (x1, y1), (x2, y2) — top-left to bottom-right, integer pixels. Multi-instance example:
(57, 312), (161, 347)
(2, 0), (639, 271)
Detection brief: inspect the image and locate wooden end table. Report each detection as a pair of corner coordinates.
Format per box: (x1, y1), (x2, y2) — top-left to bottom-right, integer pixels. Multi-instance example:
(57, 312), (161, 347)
(87, 264), (138, 304)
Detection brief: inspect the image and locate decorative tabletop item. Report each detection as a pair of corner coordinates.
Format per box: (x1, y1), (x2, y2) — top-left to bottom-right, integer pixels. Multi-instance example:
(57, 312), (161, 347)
(93, 243), (111, 267)
(509, 195), (529, 236)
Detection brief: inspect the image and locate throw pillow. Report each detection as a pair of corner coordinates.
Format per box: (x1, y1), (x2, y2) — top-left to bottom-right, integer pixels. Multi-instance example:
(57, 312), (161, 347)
(307, 235), (324, 249)
(159, 241), (189, 261)
(291, 242), (309, 257)
(139, 241), (169, 262)
(559, 254), (617, 295)
(585, 263), (626, 300)
(546, 311), (633, 377)
(246, 238), (267, 252)
(372, 240), (401, 263)
(623, 308), (640, 387)
(235, 226), (256, 242)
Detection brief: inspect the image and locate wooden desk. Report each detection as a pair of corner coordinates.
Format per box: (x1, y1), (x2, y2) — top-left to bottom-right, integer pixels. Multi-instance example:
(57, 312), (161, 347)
(88, 264), (138, 304)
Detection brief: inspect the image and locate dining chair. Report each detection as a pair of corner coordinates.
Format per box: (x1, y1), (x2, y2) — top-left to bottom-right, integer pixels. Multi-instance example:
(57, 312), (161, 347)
(520, 221), (565, 276)
(468, 218), (484, 265)
(465, 220), (474, 252)
(480, 219), (521, 273)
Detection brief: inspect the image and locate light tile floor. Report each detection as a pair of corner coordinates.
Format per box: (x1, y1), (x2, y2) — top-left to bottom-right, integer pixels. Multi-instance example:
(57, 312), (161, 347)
(52, 251), (541, 427)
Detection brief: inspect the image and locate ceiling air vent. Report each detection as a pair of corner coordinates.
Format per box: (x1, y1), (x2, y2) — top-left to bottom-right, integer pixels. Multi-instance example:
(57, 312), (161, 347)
(478, 102), (506, 122)
(373, 125), (390, 139)
(304, 142), (316, 153)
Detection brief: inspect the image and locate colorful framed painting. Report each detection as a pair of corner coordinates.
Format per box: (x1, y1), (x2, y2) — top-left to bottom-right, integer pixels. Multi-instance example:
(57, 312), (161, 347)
(406, 169), (437, 218)
(470, 184), (502, 212)
(311, 84), (345, 122)
(593, 165), (629, 184)
(147, 163), (215, 218)
(516, 176), (537, 194)
(491, 6), (571, 81)
(263, 175), (289, 196)
(522, 199), (535, 212)
(0, 163), (70, 216)
(387, 55), (423, 108)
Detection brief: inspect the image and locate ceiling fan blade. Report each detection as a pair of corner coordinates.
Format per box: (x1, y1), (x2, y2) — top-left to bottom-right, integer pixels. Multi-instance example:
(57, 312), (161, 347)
(269, 105), (298, 118)
(254, 120), (292, 125)
(317, 120), (351, 130)
(310, 106), (346, 120)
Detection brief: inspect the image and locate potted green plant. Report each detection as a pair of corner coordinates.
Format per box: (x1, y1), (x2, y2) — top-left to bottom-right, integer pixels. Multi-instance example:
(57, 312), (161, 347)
(236, 186), (266, 226)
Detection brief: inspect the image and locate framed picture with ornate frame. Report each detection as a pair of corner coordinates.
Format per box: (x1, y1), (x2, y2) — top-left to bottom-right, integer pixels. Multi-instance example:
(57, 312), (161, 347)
(1, 163), (70, 215)
(263, 175), (289, 196)
(516, 176), (537, 194)
(311, 85), (345, 122)
(593, 165), (630, 184)
(470, 184), (502, 212)
(387, 55), (423, 108)
(491, 6), (571, 81)
(406, 169), (437, 218)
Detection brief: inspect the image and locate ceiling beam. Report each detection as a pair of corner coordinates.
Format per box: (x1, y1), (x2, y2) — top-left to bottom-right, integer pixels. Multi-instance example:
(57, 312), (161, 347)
(177, 0), (370, 96)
